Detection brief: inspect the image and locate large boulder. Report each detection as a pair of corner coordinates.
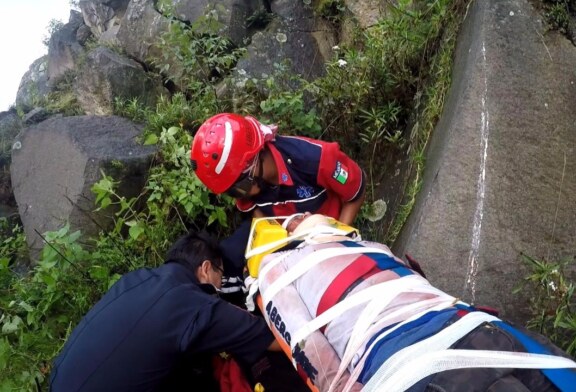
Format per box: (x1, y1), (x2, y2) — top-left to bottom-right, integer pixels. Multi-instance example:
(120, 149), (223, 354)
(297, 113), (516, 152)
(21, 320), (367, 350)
(394, 0), (576, 324)
(79, 0), (130, 38)
(171, 0), (265, 46)
(114, 0), (168, 64)
(47, 10), (90, 86)
(343, 0), (388, 29)
(0, 110), (23, 209)
(15, 56), (51, 112)
(10, 116), (157, 262)
(237, 1), (337, 83)
(74, 47), (168, 115)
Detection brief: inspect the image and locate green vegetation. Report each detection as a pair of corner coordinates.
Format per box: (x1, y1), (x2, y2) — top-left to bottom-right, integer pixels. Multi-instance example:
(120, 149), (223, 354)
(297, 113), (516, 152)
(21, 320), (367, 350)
(0, 123), (233, 389)
(2, 0), (575, 388)
(42, 19), (64, 48)
(5, 0), (536, 389)
(543, 0), (572, 33)
(19, 69), (84, 117)
(516, 254), (576, 356)
(42, 71), (84, 116)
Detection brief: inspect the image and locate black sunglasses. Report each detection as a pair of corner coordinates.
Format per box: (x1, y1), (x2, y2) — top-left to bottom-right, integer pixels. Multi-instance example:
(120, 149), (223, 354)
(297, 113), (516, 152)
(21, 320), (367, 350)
(225, 156), (260, 198)
(225, 172), (256, 198)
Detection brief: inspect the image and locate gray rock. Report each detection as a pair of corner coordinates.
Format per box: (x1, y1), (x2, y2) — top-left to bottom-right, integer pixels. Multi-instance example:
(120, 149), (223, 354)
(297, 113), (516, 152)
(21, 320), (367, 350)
(15, 56), (51, 112)
(270, 0), (316, 30)
(394, 0), (576, 324)
(171, 0), (265, 46)
(47, 10), (87, 86)
(79, 0), (130, 38)
(343, 0), (388, 29)
(115, 0), (168, 65)
(10, 116), (157, 262)
(236, 16), (336, 84)
(22, 108), (51, 125)
(76, 24), (94, 45)
(74, 47), (168, 115)
(0, 110), (22, 207)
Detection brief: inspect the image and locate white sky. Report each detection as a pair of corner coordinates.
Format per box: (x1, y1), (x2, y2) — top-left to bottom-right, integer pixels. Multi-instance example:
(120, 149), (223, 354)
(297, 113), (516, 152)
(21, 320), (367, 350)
(0, 0), (72, 111)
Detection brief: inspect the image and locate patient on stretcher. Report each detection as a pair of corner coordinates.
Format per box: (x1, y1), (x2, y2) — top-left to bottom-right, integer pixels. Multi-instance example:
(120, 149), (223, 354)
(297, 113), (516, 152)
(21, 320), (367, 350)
(247, 213), (576, 392)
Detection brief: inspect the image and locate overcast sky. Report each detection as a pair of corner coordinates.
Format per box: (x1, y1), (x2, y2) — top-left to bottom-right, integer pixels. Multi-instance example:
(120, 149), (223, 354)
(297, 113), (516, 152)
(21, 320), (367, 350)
(0, 0), (72, 111)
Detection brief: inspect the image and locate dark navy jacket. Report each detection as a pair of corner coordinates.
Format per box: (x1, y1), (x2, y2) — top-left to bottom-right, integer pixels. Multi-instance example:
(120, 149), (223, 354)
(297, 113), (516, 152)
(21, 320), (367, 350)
(236, 135), (365, 219)
(50, 263), (274, 391)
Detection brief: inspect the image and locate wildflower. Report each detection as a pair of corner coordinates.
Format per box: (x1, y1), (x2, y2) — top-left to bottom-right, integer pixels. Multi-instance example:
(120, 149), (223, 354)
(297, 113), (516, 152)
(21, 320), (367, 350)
(365, 199), (387, 222)
(337, 59), (347, 68)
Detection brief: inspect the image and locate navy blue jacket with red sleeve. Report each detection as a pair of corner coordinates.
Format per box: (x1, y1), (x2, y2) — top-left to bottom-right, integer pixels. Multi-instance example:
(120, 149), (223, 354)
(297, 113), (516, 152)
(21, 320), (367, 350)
(236, 135), (365, 219)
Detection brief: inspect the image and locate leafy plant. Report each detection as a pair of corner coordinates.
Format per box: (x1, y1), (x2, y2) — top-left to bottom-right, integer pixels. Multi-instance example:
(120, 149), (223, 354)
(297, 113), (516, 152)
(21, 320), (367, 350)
(0, 219), (27, 284)
(0, 1), (473, 389)
(316, 0), (346, 26)
(40, 70), (84, 116)
(153, 1), (246, 100)
(92, 125), (233, 261)
(259, 86), (322, 138)
(516, 254), (576, 355)
(115, 93), (203, 134)
(0, 225), (96, 389)
(43, 19), (64, 47)
(544, 0), (571, 32)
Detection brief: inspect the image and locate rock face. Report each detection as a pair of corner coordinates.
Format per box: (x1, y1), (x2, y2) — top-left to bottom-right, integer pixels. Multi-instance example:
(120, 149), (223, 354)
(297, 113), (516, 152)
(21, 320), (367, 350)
(47, 10), (90, 86)
(74, 47), (168, 115)
(0, 111), (22, 209)
(394, 0), (576, 323)
(237, 1), (337, 82)
(343, 0), (387, 28)
(15, 56), (50, 112)
(15, 0), (348, 112)
(113, 0), (169, 63)
(79, 0), (130, 37)
(10, 116), (157, 261)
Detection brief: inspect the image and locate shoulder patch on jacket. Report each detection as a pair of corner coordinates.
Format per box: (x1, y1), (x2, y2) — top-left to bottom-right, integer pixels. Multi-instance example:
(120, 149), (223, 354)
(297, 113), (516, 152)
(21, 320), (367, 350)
(332, 161), (349, 184)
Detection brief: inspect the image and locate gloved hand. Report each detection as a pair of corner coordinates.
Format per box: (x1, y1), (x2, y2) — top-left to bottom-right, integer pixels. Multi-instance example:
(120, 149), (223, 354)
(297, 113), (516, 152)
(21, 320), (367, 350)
(244, 276), (259, 312)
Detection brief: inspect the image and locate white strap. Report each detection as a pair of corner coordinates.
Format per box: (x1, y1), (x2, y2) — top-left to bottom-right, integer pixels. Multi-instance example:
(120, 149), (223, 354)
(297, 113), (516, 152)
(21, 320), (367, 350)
(344, 298), (454, 369)
(363, 350), (576, 392)
(262, 247), (392, 305)
(341, 299), (469, 392)
(291, 277), (451, 351)
(290, 276), (431, 350)
(361, 311), (499, 391)
(336, 299), (458, 392)
(258, 246), (295, 285)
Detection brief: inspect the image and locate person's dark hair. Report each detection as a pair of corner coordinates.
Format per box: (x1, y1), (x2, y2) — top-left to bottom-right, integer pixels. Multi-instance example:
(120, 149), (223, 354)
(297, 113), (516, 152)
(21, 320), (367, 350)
(165, 231), (223, 273)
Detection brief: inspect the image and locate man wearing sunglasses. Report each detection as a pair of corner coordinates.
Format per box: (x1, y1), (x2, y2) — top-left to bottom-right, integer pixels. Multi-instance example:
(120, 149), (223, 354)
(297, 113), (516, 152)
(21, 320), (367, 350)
(190, 113), (366, 294)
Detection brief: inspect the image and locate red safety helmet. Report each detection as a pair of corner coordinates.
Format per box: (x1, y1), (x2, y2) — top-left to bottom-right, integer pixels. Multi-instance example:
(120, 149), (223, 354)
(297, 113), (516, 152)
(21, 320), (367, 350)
(190, 113), (264, 194)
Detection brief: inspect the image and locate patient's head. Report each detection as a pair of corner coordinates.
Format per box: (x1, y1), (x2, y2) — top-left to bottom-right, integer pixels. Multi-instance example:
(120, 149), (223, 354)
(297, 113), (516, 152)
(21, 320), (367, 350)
(285, 213), (358, 244)
(284, 213), (341, 236)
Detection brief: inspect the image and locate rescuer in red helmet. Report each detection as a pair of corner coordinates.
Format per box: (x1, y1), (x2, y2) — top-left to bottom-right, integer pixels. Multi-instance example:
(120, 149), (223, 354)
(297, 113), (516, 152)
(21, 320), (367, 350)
(190, 113), (366, 294)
